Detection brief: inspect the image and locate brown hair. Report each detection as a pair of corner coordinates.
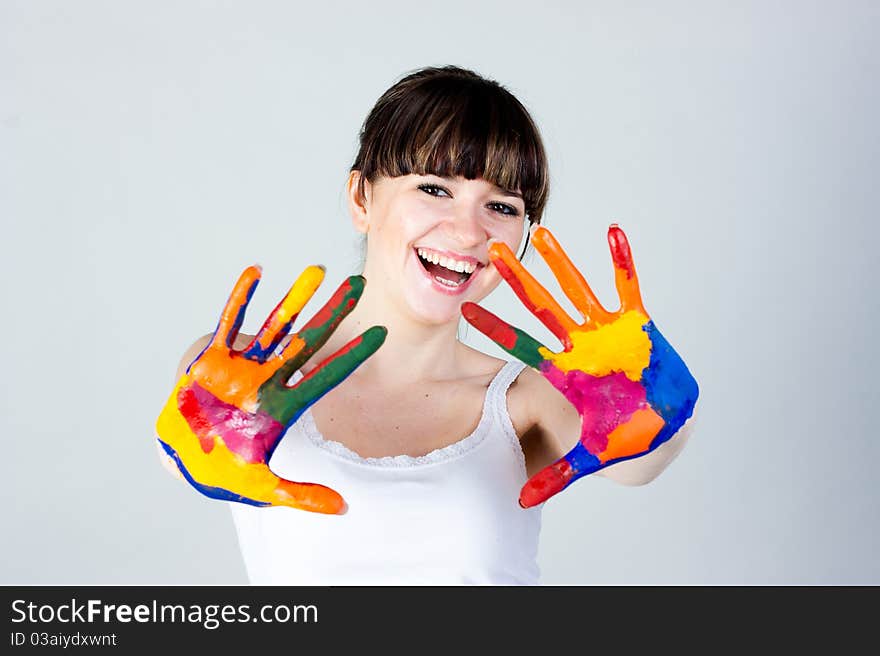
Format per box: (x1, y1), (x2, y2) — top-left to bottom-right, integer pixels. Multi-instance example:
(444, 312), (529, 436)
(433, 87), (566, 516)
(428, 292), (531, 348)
(350, 65), (550, 260)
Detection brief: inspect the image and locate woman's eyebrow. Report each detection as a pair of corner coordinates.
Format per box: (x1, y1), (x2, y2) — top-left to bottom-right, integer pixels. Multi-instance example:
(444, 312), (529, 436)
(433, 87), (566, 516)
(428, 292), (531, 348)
(494, 186), (523, 199)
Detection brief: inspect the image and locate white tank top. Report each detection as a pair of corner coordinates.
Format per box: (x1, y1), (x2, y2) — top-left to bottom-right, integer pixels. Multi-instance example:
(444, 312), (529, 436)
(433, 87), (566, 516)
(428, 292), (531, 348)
(228, 360), (542, 585)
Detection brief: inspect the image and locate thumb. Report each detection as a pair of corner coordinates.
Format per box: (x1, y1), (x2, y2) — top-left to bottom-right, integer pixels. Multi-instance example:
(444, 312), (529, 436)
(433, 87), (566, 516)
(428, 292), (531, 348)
(272, 477), (348, 515)
(518, 442), (601, 508)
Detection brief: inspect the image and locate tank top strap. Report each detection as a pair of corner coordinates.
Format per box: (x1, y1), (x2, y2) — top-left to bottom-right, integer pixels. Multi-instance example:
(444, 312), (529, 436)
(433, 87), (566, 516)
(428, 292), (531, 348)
(485, 360), (529, 477)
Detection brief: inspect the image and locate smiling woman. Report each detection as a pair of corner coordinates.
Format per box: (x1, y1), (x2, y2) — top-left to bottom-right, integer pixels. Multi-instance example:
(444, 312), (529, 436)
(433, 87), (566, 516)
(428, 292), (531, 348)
(156, 64), (698, 585)
(349, 65), (550, 261)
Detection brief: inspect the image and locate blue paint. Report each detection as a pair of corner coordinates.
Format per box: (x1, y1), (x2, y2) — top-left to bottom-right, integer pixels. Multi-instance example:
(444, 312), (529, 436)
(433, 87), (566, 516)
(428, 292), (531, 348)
(564, 441), (603, 486)
(157, 439), (271, 507)
(640, 321), (699, 450)
(243, 325), (293, 363)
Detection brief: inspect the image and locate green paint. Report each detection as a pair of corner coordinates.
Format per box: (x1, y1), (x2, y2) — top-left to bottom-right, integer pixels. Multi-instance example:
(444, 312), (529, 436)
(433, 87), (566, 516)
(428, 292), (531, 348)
(504, 326), (548, 369)
(260, 325), (387, 425)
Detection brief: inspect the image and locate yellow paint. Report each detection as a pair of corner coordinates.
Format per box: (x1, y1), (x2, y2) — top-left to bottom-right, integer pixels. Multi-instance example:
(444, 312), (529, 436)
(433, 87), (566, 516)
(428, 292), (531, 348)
(155, 377), (281, 500)
(541, 310), (652, 381)
(155, 376), (347, 513)
(255, 265), (325, 351)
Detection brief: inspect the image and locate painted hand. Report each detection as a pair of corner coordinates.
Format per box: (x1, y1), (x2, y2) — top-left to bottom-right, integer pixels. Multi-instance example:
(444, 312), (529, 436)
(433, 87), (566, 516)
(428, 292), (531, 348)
(156, 265), (386, 513)
(462, 225), (698, 508)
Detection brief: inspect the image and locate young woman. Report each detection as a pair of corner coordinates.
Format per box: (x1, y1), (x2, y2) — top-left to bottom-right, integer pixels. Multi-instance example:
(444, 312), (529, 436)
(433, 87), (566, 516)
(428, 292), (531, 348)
(155, 65), (699, 584)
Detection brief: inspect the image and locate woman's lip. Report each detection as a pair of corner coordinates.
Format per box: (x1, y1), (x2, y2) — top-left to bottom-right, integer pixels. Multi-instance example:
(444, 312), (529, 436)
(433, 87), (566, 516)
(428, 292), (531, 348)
(411, 248), (481, 296)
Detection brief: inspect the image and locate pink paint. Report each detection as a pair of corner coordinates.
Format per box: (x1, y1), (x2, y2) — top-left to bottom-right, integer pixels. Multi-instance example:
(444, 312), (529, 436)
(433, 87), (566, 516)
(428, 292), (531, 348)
(538, 362), (647, 455)
(178, 382), (284, 464)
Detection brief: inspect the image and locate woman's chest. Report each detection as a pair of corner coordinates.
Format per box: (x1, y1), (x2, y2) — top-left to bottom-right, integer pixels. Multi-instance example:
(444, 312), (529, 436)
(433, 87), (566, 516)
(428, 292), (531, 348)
(307, 382), (494, 459)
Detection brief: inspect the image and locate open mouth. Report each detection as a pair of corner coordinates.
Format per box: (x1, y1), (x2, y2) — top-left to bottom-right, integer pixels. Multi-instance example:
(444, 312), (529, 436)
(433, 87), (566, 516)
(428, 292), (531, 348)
(414, 248), (479, 289)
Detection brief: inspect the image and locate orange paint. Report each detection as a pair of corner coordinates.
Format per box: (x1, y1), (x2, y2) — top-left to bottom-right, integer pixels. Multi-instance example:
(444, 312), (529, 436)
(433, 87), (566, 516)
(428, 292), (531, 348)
(190, 334), (307, 412)
(597, 407), (665, 463)
(530, 226), (615, 327)
(489, 239), (580, 342)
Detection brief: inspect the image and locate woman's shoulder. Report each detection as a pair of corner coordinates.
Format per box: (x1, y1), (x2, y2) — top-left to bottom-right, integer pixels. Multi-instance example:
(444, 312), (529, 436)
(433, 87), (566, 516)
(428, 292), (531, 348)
(457, 345), (551, 430)
(456, 345), (516, 382)
(502, 359), (581, 449)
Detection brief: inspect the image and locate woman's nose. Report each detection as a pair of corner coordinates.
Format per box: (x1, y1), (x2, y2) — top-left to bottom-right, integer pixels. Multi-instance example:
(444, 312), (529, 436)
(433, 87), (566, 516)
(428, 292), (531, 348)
(448, 208), (488, 247)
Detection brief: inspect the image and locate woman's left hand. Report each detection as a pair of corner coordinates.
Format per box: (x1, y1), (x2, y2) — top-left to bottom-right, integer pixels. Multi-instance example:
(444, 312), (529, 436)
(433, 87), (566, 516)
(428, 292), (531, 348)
(461, 225), (699, 508)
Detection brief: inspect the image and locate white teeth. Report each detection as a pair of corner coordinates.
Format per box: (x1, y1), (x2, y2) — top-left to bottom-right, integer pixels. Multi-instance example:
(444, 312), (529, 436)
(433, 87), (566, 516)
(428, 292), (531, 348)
(434, 276), (461, 287)
(416, 248), (477, 275)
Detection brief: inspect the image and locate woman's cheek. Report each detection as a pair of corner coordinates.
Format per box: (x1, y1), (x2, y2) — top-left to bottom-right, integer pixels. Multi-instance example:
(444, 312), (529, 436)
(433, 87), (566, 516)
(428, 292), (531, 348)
(493, 221), (527, 253)
(471, 265), (503, 302)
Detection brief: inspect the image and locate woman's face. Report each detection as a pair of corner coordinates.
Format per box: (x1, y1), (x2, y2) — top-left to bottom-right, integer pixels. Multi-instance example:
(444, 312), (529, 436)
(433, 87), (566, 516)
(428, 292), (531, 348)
(352, 173), (527, 325)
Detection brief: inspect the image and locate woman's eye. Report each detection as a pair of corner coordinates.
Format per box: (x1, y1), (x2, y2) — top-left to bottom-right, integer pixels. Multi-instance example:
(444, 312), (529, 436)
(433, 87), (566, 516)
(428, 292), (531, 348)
(418, 184), (520, 217)
(418, 184), (449, 197)
(489, 202), (520, 217)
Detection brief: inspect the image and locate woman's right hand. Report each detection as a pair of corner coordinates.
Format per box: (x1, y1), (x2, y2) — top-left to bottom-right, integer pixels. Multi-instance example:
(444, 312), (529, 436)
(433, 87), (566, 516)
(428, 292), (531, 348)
(155, 265), (386, 514)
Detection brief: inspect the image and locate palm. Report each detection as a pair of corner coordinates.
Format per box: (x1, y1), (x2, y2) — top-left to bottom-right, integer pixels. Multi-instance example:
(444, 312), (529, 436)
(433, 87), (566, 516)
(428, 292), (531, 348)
(462, 225), (698, 508)
(156, 265), (386, 514)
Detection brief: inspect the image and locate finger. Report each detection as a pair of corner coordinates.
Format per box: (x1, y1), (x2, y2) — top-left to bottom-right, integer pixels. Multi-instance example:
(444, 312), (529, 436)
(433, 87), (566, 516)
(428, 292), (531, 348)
(460, 302), (550, 369)
(273, 275), (367, 375)
(261, 325), (388, 426)
(161, 436), (346, 513)
(518, 442), (602, 508)
(272, 477), (347, 514)
(489, 239), (579, 349)
(210, 265), (262, 350)
(530, 226), (613, 327)
(241, 265), (326, 362)
(291, 325), (388, 409)
(607, 224), (645, 313)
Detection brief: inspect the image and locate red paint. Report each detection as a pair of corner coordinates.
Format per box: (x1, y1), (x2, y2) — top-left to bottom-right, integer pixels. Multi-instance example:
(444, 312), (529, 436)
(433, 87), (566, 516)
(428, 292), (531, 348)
(307, 279), (354, 327)
(519, 459), (573, 508)
(608, 224), (635, 279)
(460, 302), (518, 350)
(494, 256), (570, 346)
(177, 385), (215, 454)
(254, 295), (298, 350)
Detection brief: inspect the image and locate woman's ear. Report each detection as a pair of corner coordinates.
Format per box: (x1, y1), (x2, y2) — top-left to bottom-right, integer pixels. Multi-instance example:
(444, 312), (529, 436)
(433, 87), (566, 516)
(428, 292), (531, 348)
(347, 170), (370, 234)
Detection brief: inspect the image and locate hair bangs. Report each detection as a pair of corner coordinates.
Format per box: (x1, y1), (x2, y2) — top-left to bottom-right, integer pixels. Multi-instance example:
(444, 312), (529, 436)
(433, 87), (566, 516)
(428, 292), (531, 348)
(371, 84), (546, 220)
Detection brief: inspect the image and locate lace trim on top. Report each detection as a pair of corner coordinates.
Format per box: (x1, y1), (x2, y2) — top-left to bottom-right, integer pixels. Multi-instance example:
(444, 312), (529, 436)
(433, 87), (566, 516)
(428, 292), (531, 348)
(295, 361), (527, 468)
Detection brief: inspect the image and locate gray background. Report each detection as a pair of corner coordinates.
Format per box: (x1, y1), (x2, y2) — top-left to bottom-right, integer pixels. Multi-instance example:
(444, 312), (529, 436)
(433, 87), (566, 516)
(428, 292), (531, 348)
(2, 0), (877, 584)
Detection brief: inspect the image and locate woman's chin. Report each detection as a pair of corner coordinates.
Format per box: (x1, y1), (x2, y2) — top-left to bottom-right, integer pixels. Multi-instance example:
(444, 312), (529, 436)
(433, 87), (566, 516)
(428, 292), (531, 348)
(403, 294), (464, 326)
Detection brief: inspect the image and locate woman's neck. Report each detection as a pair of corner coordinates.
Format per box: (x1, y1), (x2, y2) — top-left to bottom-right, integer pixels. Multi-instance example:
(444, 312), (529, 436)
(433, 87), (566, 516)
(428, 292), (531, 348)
(299, 283), (467, 388)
